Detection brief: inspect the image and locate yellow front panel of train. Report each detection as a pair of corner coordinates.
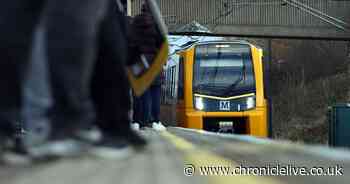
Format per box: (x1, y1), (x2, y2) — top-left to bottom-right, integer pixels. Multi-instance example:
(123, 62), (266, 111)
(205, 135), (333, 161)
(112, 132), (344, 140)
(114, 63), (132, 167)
(175, 41), (268, 137)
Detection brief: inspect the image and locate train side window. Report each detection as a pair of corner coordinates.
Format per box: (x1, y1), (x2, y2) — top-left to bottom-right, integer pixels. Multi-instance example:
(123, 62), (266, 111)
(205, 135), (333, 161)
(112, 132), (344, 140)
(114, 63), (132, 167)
(178, 56), (184, 100)
(167, 69), (171, 97)
(171, 66), (175, 98)
(172, 66), (176, 98)
(170, 68), (173, 98)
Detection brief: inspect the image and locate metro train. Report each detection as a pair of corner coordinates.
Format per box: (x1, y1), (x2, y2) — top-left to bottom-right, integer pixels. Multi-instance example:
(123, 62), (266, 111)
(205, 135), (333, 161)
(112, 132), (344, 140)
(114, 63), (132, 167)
(163, 40), (269, 137)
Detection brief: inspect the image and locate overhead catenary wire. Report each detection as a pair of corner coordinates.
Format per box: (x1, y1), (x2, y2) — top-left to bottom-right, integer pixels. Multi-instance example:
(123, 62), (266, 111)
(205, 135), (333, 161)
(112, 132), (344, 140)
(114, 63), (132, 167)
(287, 0), (348, 26)
(165, 0), (350, 41)
(282, 0), (349, 31)
(174, 0), (350, 32)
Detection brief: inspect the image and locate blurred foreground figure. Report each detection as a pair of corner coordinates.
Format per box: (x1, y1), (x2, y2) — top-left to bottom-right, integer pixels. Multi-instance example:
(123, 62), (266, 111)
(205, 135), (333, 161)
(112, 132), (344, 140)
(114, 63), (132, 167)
(141, 74), (162, 127)
(22, 26), (52, 148)
(90, 2), (152, 157)
(0, 0), (45, 147)
(25, 0), (110, 158)
(1, 0), (161, 159)
(0, 0), (110, 157)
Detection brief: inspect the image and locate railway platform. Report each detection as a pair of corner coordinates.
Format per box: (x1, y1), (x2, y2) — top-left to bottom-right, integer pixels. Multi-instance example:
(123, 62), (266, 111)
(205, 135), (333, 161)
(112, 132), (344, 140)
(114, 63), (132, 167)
(1, 127), (349, 184)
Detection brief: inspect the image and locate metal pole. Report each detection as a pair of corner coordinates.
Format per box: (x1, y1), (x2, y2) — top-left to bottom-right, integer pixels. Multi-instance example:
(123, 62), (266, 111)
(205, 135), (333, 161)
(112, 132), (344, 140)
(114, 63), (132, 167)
(267, 39), (273, 138)
(347, 41), (350, 58)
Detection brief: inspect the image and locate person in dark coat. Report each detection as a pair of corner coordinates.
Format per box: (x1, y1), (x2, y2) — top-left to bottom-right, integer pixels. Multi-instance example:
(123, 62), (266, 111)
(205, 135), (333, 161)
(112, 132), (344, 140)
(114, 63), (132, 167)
(90, 1), (151, 152)
(0, 0), (157, 158)
(0, 0), (110, 157)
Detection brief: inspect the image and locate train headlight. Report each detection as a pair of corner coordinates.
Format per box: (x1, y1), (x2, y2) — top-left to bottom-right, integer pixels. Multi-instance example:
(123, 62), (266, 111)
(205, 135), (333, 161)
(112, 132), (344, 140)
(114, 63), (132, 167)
(195, 97), (205, 110)
(246, 97), (256, 109)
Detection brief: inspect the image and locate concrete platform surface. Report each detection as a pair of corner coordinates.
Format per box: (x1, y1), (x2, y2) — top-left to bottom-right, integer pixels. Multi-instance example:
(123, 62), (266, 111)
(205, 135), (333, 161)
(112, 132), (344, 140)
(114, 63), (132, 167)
(0, 127), (349, 184)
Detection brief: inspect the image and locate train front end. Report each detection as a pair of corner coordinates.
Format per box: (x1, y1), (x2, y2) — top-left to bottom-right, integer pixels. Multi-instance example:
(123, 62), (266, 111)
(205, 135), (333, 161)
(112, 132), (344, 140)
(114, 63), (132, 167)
(180, 41), (268, 137)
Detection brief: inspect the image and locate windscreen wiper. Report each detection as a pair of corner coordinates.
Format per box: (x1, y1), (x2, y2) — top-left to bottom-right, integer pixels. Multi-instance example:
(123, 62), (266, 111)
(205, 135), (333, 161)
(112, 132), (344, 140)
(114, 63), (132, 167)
(194, 83), (221, 90)
(193, 83), (225, 95)
(221, 60), (246, 95)
(208, 48), (222, 85)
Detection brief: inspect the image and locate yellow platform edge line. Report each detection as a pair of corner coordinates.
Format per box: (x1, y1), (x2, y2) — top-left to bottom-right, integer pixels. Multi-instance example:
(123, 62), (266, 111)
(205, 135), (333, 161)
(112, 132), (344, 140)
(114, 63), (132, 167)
(161, 131), (285, 184)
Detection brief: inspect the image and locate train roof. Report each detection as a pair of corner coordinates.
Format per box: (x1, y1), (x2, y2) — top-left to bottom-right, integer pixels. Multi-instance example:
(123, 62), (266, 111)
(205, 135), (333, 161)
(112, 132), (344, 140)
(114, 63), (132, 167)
(175, 40), (259, 53)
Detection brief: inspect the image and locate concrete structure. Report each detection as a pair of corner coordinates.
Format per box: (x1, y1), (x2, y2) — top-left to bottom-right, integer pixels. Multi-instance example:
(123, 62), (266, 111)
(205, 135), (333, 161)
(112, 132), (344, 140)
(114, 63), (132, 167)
(2, 128), (350, 184)
(130, 0), (350, 40)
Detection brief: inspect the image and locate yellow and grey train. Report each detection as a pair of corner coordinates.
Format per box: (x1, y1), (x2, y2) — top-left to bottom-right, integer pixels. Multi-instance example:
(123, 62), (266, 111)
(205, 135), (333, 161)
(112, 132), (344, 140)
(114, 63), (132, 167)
(163, 40), (268, 137)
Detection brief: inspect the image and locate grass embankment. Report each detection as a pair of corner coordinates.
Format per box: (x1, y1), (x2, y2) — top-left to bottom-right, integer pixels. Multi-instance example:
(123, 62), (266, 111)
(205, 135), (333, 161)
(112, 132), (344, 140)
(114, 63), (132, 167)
(272, 72), (350, 144)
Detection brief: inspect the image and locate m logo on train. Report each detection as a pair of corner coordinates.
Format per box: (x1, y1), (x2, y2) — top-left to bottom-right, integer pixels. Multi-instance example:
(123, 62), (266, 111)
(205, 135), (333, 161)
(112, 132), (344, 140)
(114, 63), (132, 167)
(220, 101), (230, 111)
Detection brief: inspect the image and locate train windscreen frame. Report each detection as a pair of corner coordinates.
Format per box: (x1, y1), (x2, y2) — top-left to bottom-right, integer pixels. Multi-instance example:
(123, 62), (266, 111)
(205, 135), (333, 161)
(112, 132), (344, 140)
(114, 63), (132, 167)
(193, 43), (256, 97)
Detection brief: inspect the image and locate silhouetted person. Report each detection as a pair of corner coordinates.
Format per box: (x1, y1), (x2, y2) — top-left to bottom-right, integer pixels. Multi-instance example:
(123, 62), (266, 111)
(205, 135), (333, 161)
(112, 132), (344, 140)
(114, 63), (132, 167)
(0, 0), (110, 157)
(1, 0), (161, 158)
(90, 2), (153, 154)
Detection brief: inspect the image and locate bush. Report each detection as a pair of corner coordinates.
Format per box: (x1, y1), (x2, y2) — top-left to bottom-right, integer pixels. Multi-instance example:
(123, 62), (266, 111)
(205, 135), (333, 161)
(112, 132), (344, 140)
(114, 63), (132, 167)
(268, 40), (349, 144)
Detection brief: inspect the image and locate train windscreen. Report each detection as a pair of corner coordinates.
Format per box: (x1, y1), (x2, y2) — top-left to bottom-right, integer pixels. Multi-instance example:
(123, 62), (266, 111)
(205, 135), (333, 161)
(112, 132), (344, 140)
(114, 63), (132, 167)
(193, 43), (256, 97)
